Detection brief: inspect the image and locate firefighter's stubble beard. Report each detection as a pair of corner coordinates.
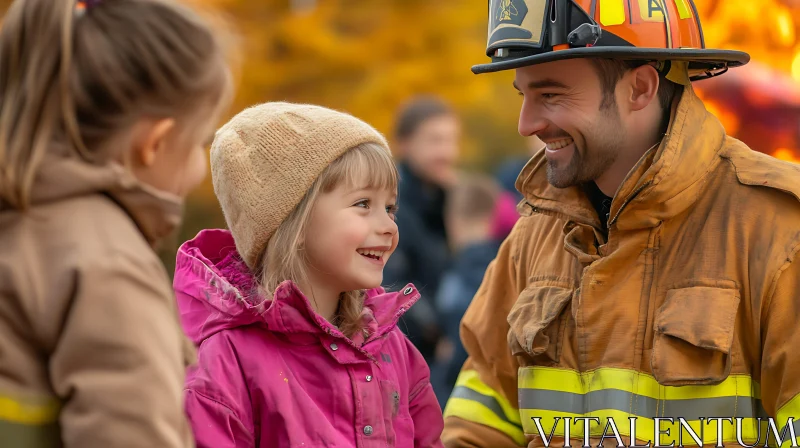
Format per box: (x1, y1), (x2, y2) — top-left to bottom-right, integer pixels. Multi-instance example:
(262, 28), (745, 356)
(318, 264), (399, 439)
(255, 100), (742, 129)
(546, 99), (625, 189)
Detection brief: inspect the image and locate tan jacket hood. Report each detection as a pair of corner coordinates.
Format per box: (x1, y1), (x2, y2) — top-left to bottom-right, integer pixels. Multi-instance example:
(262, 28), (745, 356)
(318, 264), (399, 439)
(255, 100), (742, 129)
(1, 152), (184, 246)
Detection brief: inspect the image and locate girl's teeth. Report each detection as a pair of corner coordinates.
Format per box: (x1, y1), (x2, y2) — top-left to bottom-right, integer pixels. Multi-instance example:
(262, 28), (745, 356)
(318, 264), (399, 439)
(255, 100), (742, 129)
(358, 250), (383, 259)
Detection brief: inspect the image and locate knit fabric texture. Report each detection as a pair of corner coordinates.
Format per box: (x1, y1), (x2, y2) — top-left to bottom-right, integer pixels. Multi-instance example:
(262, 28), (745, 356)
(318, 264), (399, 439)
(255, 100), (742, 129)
(210, 102), (390, 269)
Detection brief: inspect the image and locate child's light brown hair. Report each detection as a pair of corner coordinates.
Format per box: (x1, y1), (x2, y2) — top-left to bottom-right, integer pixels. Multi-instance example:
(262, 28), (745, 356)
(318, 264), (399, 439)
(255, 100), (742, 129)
(446, 173), (500, 223)
(259, 142), (399, 338)
(0, 0), (234, 209)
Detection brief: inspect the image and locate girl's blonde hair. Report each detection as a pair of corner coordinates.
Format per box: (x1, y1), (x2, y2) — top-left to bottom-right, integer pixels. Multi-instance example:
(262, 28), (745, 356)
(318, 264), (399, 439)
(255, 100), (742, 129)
(259, 142), (399, 338)
(0, 0), (234, 209)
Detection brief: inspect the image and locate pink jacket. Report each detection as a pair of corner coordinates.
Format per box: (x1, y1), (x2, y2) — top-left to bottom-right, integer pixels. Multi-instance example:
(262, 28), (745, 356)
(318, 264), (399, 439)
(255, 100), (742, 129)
(174, 229), (445, 448)
(490, 190), (521, 241)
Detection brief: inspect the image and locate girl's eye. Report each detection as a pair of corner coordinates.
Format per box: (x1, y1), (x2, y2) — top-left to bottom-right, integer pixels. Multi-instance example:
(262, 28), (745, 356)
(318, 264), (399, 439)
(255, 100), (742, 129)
(354, 199), (369, 209)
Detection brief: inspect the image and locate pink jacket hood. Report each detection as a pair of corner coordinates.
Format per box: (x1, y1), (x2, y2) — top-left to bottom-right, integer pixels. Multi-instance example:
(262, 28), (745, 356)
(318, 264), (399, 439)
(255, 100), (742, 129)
(174, 229), (444, 448)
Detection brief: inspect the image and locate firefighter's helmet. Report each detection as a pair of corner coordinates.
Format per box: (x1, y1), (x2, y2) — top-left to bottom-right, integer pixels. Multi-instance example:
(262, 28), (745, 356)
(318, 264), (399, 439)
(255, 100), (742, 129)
(475, 0), (749, 82)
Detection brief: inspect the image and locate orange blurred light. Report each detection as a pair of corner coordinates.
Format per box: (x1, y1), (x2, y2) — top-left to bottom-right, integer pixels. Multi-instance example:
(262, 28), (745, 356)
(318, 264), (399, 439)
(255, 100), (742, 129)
(702, 98), (740, 136)
(793, 51), (800, 82)
(773, 148), (800, 163)
(776, 8), (796, 46)
(696, 0), (800, 161)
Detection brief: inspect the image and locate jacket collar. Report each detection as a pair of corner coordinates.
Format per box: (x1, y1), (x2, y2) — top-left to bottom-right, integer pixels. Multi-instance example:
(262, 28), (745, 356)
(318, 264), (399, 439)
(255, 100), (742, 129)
(517, 85), (726, 233)
(4, 151), (183, 247)
(179, 229), (420, 356)
(264, 280), (420, 354)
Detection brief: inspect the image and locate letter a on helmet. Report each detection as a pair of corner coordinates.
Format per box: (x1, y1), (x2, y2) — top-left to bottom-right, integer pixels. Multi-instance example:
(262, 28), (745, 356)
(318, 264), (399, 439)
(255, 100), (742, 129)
(474, 0), (749, 82)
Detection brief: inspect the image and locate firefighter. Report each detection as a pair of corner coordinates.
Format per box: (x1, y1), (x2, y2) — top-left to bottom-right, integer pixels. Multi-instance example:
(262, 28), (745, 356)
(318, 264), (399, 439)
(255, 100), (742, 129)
(442, 0), (800, 447)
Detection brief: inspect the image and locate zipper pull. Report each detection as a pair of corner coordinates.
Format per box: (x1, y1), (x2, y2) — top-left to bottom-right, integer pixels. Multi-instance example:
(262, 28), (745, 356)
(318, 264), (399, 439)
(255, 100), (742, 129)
(519, 201), (538, 217)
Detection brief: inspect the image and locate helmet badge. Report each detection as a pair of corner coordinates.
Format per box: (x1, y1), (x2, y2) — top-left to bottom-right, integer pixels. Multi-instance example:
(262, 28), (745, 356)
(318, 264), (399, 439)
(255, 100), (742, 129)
(497, 0), (519, 22)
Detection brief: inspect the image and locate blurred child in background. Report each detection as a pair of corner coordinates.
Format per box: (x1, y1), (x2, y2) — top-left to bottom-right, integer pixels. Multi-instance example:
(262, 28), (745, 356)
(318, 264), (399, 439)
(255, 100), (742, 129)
(432, 173), (502, 407)
(491, 136), (543, 241)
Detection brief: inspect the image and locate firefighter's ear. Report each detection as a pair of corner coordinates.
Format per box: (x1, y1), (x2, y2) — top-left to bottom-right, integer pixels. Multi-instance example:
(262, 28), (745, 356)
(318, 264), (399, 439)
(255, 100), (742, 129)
(626, 64), (660, 112)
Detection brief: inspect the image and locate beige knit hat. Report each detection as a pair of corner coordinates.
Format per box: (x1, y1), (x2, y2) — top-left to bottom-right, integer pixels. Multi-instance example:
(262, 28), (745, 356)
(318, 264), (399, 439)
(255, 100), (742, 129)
(209, 102), (391, 270)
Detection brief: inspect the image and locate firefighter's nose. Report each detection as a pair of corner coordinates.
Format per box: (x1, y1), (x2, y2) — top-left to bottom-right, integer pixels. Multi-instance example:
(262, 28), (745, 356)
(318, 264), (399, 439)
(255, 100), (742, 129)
(518, 101), (549, 137)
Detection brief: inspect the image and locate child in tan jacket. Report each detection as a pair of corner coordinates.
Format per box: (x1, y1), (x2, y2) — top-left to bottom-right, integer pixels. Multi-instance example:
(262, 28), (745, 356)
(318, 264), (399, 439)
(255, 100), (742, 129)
(0, 0), (233, 446)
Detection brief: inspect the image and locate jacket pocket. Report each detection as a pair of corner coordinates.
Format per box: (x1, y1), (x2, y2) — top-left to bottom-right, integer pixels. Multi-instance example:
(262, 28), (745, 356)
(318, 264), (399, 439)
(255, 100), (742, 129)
(507, 281), (573, 361)
(651, 285), (740, 386)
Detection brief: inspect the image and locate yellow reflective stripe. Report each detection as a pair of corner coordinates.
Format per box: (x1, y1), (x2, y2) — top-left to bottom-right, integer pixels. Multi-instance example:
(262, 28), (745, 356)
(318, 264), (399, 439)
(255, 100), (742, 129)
(444, 370), (526, 446)
(519, 367), (767, 445)
(599, 0), (626, 26)
(776, 393), (800, 447)
(453, 369), (521, 425)
(674, 0), (693, 19)
(519, 366), (760, 400)
(0, 394), (59, 425)
(520, 409), (769, 445)
(446, 397), (527, 446)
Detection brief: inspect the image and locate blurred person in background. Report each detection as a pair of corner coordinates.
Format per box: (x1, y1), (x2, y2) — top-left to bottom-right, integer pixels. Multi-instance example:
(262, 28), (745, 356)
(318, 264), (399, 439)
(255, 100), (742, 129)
(490, 136), (543, 241)
(432, 173), (502, 408)
(384, 96), (462, 362)
(494, 136), (542, 204)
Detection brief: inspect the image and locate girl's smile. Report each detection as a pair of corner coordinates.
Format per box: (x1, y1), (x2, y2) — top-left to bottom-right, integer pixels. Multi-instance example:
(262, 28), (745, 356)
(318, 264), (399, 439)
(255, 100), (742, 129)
(356, 245), (392, 266)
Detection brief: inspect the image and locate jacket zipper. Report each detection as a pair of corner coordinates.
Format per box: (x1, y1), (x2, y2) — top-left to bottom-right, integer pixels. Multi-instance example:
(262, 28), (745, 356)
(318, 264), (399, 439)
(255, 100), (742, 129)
(608, 180), (653, 227)
(525, 179), (652, 246)
(524, 202), (603, 233)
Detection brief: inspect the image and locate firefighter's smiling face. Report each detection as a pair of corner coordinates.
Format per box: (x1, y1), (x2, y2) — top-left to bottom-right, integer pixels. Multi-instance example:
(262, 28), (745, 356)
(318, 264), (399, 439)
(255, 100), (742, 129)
(514, 58), (662, 193)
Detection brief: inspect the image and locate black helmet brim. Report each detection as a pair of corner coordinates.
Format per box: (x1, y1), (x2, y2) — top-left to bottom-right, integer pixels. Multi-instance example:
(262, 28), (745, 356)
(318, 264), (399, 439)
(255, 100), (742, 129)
(472, 47), (750, 78)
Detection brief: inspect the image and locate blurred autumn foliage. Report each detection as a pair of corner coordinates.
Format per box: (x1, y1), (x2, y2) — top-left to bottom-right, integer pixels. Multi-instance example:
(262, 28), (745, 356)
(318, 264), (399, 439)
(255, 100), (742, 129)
(2, 0), (799, 271)
(173, 0), (800, 270)
(198, 0), (526, 171)
(165, 0), (800, 272)
(169, 0), (528, 272)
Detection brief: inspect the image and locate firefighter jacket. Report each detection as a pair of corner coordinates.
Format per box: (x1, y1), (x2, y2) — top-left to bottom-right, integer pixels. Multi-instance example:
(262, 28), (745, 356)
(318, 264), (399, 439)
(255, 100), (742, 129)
(441, 85), (800, 447)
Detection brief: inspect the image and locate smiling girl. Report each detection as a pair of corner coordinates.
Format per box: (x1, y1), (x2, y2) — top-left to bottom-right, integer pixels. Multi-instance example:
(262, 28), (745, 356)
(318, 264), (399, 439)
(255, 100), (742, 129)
(173, 102), (444, 447)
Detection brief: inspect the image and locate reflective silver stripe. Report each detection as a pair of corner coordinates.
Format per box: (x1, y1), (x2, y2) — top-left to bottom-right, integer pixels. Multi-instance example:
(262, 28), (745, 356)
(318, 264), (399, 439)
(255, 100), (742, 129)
(450, 385), (519, 427)
(519, 388), (768, 421)
(779, 418), (800, 441)
(0, 419), (60, 447)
